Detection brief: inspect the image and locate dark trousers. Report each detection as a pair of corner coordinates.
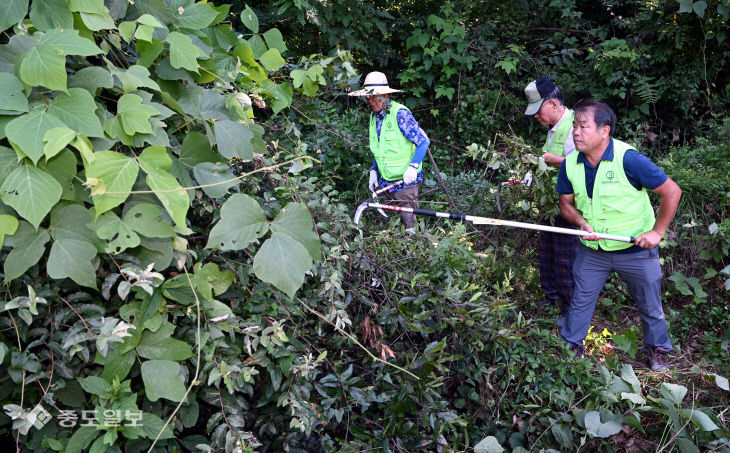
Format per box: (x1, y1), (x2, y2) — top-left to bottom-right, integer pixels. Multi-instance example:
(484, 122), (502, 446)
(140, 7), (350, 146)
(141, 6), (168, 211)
(382, 184), (419, 229)
(539, 215), (578, 310)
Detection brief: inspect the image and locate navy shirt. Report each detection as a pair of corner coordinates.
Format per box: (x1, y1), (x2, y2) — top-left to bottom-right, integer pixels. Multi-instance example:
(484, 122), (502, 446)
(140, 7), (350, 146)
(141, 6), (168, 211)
(557, 140), (668, 196)
(557, 139), (668, 253)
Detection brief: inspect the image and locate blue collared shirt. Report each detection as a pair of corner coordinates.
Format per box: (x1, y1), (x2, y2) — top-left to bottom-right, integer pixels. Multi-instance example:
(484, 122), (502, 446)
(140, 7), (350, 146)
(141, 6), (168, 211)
(557, 140), (668, 197)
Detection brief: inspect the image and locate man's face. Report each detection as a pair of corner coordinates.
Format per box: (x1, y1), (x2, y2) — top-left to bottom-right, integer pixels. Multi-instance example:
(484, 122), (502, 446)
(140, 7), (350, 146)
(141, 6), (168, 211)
(534, 98), (556, 127)
(367, 95), (388, 113)
(572, 110), (609, 153)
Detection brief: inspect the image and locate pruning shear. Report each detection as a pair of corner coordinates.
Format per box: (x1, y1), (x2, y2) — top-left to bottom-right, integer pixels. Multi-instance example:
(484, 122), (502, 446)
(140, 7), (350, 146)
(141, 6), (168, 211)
(371, 180), (403, 218)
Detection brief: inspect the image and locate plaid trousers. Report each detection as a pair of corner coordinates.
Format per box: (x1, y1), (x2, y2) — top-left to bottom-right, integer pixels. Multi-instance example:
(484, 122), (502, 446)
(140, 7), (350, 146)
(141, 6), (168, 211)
(539, 215), (578, 308)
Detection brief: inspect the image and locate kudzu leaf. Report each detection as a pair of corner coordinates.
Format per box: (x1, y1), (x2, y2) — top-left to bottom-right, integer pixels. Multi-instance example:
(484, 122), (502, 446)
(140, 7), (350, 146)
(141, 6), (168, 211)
(18, 43), (68, 93)
(206, 193), (267, 251)
(0, 73), (29, 113)
(141, 360), (187, 402)
(6, 108), (67, 164)
(192, 162), (237, 198)
(85, 151), (139, 217)
(48, 238), (98, 289)
(166, 31), (206, 72)
(3, 221), (50, 282)
(0, 165), (62, 230)
(270, 202), (320, 260)
(214, 119), (253, 159)
(0, 0), (28, 34)
(253, 232), (312, 298)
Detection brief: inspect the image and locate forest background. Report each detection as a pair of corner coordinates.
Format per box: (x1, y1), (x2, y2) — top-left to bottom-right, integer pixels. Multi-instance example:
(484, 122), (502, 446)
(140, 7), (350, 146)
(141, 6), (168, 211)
(0, 0), (728, 451)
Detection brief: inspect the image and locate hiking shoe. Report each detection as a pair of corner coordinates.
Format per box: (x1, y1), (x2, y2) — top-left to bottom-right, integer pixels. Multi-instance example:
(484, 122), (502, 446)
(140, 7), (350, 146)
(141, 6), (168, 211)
(647, 346), (670, 372)
(569, 343), (584, 360)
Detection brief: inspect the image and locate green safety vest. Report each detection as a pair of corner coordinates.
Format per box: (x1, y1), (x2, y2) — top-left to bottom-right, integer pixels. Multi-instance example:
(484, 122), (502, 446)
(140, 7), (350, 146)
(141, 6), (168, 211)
(565, 139), (655, 251)
(542, 108), (574, 157)
(369, 101), (416, 181)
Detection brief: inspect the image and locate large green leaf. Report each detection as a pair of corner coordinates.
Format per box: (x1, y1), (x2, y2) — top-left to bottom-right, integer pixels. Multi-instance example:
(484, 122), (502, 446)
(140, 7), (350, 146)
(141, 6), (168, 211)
(3, 221), (50, 282)
(270, 202), (320, 260)
(179, 131), (219, 167)
(47, 238), (98, 288)
(5, 108), (67, 164)
(260, 79), (293, 114)
(18, 43), (68, 93)
(43, 127), (75, 160)
(0, 214), (19, 249)
(109, 64), (160, 93)
(134, 0), (176, 25)
(474, 436), (504, 453)
(41, 149), (78, 200)
(49, 204), (99, 245)
(176, 3), (218, 29)
(138, 147), (189, 231)
(123, 203), (175, 238)
(29, 0), (73, 31)
(85, 151), (140, 217)
(584, 411), (623, 438)
(136, 412), (175, 440)
(263, 28), (287, 54)
(0, 0), (28, 34)
(141, 360), (187, 402)
(47, 88), (103, 137)
(0, 147), (21, 185)
(117, 93), (159, 135)
(214, 119), (253, 159)
(65, 426), (99, 453)
(166, 31), (206, 72)
(259, 48), (286, 72)
(0, 73), (29, 113)
(248, 34), (267, 60)
(68, 66), (114, 93)
(0, 165), (62, 229)
(94, 211), (140, 254)
(39, 28), (103, 56)
(253, 232), (312, 298)
(136, 323), (192, 361)
(79, 10), (116, 31)
(206, 193), (267, 251)
(240, 6), (259, 33)
(192, 162), (238, 198)
(135, 39), (165, 67)
(69, 0), (104, 14)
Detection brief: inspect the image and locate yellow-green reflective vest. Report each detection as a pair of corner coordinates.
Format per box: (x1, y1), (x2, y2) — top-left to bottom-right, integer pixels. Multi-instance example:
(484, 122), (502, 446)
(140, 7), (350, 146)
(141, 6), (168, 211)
(369, 101), (416, 181)
(565, 139), (655, 251)
(542, 109), (574, 157)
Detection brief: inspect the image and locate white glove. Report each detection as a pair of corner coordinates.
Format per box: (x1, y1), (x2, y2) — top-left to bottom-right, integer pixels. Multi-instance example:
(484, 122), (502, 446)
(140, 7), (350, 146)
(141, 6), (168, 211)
(403, 165), (419, 185)
(368, 170), (378, 192)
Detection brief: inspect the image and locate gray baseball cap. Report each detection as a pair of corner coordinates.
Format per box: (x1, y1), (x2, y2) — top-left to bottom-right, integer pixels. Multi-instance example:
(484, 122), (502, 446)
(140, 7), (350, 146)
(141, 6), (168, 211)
(524, 76), (556, 115)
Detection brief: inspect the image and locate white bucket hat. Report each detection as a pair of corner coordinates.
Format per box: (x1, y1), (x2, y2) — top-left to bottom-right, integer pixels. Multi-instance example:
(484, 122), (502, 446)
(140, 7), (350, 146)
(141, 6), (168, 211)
(348, 71), (401, 96)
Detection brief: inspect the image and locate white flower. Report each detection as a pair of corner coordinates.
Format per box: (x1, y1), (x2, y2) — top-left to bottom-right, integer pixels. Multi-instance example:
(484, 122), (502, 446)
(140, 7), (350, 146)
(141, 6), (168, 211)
(178, 7), (184, 14)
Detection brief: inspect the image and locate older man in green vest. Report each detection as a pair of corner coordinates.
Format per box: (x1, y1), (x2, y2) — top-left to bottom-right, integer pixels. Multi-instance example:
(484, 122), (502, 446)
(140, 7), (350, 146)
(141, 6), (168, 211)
(524, 76), (578, 324)
(557, 99), (681, 371)
(349, 72), (430, 233)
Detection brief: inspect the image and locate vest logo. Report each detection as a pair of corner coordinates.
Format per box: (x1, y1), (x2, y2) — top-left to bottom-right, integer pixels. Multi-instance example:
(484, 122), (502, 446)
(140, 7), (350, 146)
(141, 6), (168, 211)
(387, 122), (393, 129)
(603, 170), (618, 184)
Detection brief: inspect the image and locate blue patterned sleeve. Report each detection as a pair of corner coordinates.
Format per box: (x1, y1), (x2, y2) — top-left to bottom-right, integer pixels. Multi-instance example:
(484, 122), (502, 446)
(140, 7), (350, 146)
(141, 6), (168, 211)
(396, 109), (427, 146)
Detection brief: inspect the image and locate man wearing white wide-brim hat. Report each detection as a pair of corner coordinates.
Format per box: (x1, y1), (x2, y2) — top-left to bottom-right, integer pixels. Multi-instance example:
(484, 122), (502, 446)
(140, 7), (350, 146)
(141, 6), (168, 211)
(349, 71), (430, 233)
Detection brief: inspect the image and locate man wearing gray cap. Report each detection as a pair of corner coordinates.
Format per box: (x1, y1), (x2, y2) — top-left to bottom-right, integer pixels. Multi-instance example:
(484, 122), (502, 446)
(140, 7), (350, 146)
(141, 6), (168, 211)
(349, 71), (430, 233)
(524, 76), (578, 324)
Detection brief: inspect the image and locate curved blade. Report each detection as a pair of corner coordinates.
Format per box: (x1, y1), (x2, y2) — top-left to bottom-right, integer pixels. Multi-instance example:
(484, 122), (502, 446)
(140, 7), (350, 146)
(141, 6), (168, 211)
(353, 202), (368, 224)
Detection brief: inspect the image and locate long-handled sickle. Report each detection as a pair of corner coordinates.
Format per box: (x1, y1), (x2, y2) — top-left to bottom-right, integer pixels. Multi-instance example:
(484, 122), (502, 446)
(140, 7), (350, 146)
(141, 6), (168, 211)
(367, 180), (403, 218)
(354, 202), (635, 243)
